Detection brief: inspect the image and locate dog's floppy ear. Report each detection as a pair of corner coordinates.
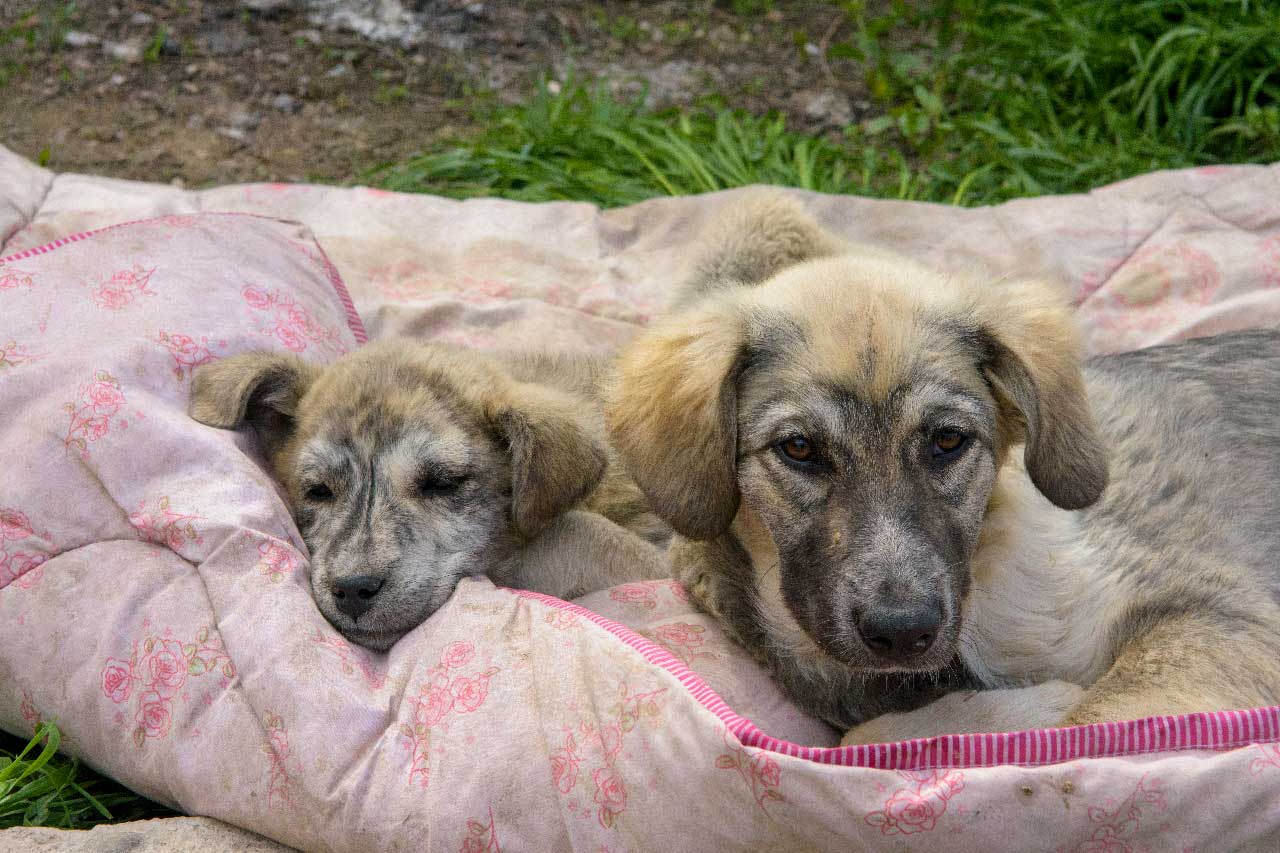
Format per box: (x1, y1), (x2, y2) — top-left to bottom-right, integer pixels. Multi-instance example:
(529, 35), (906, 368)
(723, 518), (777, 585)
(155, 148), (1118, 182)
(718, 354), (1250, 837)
(189, 352), (319, 458)
(606, 297), (749, 539)
(490, 384), (609, 540)
(977, 279), (1109, 510)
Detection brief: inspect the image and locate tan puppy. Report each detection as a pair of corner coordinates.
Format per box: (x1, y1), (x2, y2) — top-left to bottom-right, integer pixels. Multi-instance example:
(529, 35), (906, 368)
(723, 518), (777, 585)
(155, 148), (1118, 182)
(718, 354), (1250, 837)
(606, 192), (1280, 742)
(191, 341), (668, 651)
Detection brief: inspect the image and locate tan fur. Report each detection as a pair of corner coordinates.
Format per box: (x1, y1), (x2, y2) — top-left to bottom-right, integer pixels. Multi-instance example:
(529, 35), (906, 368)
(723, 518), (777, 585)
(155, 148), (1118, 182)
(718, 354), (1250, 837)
(604, 297), (748, 539)
(191, 340), (668, 650)
(609, 190), (1280, 739)
(669, 190), (848, 310)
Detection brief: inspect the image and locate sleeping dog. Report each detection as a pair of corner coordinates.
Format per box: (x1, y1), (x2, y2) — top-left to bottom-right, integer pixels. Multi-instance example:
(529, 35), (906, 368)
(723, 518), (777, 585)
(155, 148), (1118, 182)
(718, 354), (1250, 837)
(605, 192), (1280, 742)
(191, 341), (668, 651)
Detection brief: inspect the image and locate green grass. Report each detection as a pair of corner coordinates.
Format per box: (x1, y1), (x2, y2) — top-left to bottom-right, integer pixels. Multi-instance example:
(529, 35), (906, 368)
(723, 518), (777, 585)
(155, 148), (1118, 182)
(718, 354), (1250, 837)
(375, 81), (889, 205)
(0, 723), (171, 830)
(0, 2), (79, 89)
(375, 0), (1280, 207)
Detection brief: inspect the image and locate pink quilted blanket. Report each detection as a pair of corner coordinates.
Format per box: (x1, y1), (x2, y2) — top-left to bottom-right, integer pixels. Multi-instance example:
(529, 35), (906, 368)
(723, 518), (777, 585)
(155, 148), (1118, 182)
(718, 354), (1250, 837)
(2, 144), (1280, 850)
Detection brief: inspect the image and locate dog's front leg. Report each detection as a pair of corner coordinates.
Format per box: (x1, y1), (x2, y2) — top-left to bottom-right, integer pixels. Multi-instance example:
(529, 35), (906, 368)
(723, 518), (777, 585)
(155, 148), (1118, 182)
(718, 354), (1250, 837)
(1063, 613), (1280, 726)
(504, 510), (670, 600)
(840, 680), (1085, 746)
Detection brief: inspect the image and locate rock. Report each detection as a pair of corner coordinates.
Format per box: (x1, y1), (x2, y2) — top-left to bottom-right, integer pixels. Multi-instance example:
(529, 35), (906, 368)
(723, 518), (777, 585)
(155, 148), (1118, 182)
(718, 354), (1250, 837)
(303, 0), (424, 46)
(0, 816), (293, 852)
(102, 39), (143, 63)
(797, 90), (853, 128)
(603, 60), (711, 110)
(198, 25), (251, 57)
(290, 28), (324, 46)
(271, 93), (301, 113)
(325, 63), (350, 78)
(63, 31), (100, 48)
(129, 11), (155, 26)
(108, 73), (126, 86)
(228, 109), (264, 130)
(242, 0), (292, 14)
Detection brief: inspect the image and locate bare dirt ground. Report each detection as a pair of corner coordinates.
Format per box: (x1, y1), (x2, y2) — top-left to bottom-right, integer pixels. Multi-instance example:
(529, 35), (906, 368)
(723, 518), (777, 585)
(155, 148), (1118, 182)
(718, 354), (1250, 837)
(1, 0), (883, 186)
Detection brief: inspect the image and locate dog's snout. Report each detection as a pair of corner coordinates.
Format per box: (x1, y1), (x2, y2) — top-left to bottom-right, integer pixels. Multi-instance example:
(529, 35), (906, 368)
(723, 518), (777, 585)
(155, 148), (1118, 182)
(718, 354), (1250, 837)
(857, 603), (942, 661)
(331, 575), (385, 620)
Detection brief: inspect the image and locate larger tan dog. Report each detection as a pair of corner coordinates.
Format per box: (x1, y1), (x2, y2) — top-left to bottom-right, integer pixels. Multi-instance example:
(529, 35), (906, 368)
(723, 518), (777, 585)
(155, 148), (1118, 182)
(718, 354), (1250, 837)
(191, 341), (668, 651)
(606, 192), (1280, 742)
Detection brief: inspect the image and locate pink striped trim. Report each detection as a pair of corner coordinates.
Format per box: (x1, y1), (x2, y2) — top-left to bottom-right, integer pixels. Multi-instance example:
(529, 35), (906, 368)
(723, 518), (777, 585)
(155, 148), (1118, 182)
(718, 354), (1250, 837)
(0, 213), (368, 345)
(515, 589), (1280, 770)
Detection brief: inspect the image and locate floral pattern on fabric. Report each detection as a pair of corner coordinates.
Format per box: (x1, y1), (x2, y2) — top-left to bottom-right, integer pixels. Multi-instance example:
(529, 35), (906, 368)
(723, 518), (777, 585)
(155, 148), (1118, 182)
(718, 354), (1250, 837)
(550, 679), (668, 831)
(62, 370), (129, 455)
(714, 728), (784, 816)
(89, 263), (157, 310)
(0, 508), (51, 590)
(101, 625), (236, 748)
(864, 770), (965, 836)
(399, 641), (500, 788)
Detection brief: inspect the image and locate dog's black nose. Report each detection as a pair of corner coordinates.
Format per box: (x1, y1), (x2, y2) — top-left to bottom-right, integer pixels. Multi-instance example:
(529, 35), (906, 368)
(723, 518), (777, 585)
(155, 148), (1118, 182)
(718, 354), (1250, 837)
(331, 575), (385, 620)
(858, 604), (942, 661)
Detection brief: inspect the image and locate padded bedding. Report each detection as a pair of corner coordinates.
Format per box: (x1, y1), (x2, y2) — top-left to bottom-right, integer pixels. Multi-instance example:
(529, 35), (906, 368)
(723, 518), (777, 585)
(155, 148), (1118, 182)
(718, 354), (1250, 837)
(2, 143), (1280, 850)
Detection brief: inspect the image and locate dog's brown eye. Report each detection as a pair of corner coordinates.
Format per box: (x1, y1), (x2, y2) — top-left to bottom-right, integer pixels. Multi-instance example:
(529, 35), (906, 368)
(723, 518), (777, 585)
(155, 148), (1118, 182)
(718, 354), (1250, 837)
(779, 436), (814, 463)
(305, 483), (334, 501)
(932, 430), (967, 457)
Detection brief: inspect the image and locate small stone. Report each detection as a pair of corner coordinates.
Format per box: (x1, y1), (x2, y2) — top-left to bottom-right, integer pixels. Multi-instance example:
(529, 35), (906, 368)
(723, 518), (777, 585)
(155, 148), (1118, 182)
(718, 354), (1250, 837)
(181, 81), (200, 94)
(465, 3), (485, 14)
(186, 114), (206, 129)
(242, 0), (290, 14)
(291, 29), (323, 46)
(268, 51), (291, 65)
(271, 93), (300, 113)
(108, 73), (126, 86)
(228, 109), (263, 130)
(129, 11), (155, 26)
(216, 126), (249, 143)
(325, 63), (350, 78)
(103, 39), (142, 62)
(798, 90), (853, 128)
(199, 25), (250, 57)
(63, 30), (100, 48)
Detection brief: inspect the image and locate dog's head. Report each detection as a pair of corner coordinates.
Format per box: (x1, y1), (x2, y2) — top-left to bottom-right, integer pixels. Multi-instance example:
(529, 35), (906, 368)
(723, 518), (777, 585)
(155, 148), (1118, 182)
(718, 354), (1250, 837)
(191, 341), (606, 650)
(607, 252), (1107, 674)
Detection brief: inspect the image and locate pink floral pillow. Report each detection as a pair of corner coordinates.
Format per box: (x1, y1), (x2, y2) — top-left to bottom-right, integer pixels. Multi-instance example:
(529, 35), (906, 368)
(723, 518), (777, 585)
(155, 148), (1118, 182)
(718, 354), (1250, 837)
(0, 214), (363, 767)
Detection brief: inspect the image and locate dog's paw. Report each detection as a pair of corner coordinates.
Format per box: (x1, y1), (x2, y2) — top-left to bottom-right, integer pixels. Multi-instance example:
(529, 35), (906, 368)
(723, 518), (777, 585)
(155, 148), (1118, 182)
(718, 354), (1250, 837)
(840, 680), (1086, 746)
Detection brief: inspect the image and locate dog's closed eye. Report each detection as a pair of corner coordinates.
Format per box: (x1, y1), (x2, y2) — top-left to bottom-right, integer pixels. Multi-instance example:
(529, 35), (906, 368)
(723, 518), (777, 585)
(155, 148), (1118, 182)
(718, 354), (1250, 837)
(415, 469), (466, 498)
(305, 482), (335, 501)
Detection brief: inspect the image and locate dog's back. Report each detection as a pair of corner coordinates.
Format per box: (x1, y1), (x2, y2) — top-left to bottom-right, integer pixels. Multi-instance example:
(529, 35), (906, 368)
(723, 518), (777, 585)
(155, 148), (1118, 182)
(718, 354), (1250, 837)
(1084, 329), (1280, 599)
